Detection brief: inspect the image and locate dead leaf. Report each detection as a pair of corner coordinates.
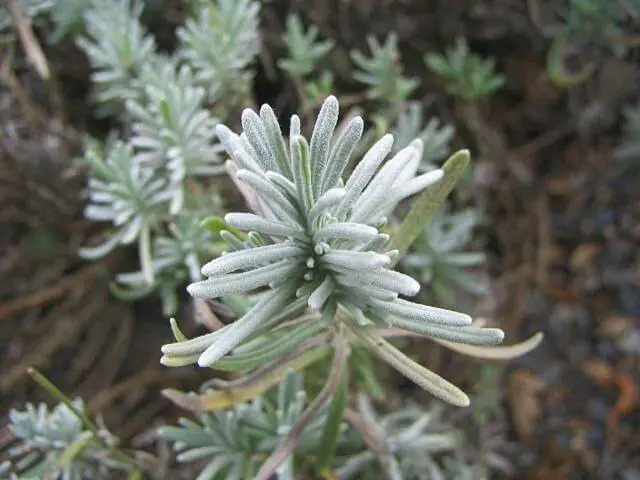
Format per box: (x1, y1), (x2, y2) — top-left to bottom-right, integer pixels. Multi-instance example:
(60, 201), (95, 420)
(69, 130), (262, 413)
(569, 243), (601, 272)
(583, 359), (614, 385)
(597, 315), (633, 340)
(508, 370), (545, 442)
(583, 360), (639, 444)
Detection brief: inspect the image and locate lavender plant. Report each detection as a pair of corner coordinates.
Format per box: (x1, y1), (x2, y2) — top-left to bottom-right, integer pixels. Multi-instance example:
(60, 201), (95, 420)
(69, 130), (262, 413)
(279, 13), (335, 111)
(127, 59), (225, 213)
(391, 102), (455, 172)
(0, 0), (52, 42)
(278, 13), (334, 79)
(615, 100), (640, 165)
(76, 0), (252, 307)
(3, 400), (130, 479)
(337, 395), (461, 480)
(41, 4), (545, 476)
(78, 140), (172, 284)
(425, 37), (505, 100)
(402, 207), (487, 306)
(351, 33), (419, 107)
(112, 211), (224, 315)
(158, 371), (332, 480)
(76, 0), (158, 116)
(160, 96), (509, 411)
(159, 372), (482, 480)
(177, 0), (260, 108)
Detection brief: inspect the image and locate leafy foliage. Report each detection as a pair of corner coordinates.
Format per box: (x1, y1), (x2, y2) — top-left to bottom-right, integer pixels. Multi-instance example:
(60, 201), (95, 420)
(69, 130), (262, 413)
(615, 100), (640, 164)
(161, 96), (505, 408)
(4, 400), (127, 480)
(425, 37), (505, 100)
(79, 140), (171, 284)
(0, 0), (52, 41)
(391, 102), (455, 171)
(113, 211), (222, 315)
(337, 395), (461, 480)
(1, 1), (548, 478)
(158, 371), (331, 480)
(76, 0), (157, 116)
(47, 0), (90, 42)
(128, 59), (225, 213)
(561, 0), (638, 54)
(279, 13), (334, 78)
(402, 207), (486, 305)
(351, 33), (419, 106)
(177, 0), (260, 108)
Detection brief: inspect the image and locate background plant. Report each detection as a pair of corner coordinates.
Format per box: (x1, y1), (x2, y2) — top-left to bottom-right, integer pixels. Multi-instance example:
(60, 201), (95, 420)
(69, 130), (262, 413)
(528, 0), (640, 85)
(401, 207), (487, 308)
(1, 369), (142, 479)
(279, 13), (335, 112)
(425, 37), (505, 101)
(158, 371), (332, 479)
(3, 400), (127, 479)
(71, 0), (261, 311)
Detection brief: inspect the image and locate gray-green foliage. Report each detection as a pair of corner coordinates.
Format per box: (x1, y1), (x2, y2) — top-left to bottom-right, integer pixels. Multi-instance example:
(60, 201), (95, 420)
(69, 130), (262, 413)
(113, 211), (222, 315)
(161, 96), (504, 408)
(76, 0), (157, 116)
(279, 13), (334, 78)
(158, 373), (477, 480)
(4, 400), (126, 480)
(279, 13), (336, 110)
(128, 59), (225, 213)
(425, 37), (505, 100)
(47, 0), (91, 42)
(76, 0), (248, 307)
(78, 140), (171, 283)
(391, 102), (455, 171)
(177, 0), (260, 106)
(402, 207), (486, 305)
(337, 395), (461, 480)
(351, 33), (419, 106)
(158, 371), (331, 480)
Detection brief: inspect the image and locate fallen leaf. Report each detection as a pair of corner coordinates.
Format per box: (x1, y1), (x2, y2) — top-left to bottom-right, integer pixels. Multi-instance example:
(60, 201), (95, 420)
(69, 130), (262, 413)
(569, 243), (601, 272)
(508, 370), (545, 442)
(597, 315), (634, 340)
(583, 360), (638, 444)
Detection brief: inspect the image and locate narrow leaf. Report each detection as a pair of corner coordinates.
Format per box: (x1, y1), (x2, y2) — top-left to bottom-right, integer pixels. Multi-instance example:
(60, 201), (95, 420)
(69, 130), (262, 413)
(388, 149), (470, 265)
(162, 346), (329, 411)
(432, 331), (544, 359)
(348, 325), (470, 407)
(316, 360), (349, 475)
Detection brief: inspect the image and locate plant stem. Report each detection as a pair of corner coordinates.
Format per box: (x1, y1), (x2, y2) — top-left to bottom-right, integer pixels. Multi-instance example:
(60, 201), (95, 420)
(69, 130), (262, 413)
(255, 330), (349, 480)
(315, 326), (350, 476)
(139, 222), (154, 285)
(27, 368), (141, 474)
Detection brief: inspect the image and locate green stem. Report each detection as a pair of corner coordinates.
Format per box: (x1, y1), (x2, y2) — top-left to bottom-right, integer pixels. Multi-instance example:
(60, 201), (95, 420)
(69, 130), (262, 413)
(27, 368), (141, 474)
(388, 149), (470, 266)
(138, 222), (154, 285)
(255, 332), (349, 480)
(315, 342), (349, 476)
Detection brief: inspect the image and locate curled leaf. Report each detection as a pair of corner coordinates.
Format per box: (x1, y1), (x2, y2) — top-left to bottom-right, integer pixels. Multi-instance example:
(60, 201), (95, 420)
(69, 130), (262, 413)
(432, 331), (544, 360)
